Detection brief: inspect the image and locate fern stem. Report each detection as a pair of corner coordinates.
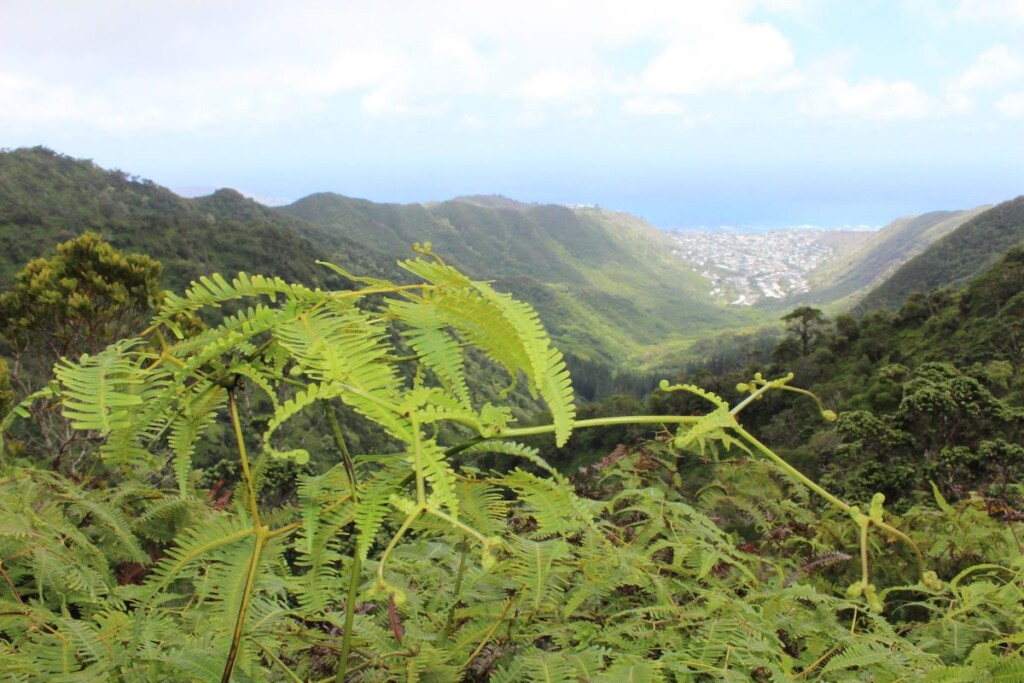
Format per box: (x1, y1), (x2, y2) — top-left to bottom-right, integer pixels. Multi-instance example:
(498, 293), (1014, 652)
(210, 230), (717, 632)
(0, 560), (24, 605)
(729, 376), (785, 415)
(324, 401), (358, 498)
(250, 637), (304, 683)
(265, 519), (303, 540)
(439, 540), (469, 646)
(221, 523), (268, 683)
(859, 519), (871, 589)
(495, 414), (702, 440)
(411, 415), (427, 506)
(229, 389), (261, 528)
(732, 422), (925, 576)
(376, 509), (423, 589)
(427, 507), (489, 546)
(458, 596), (516, 673)
(794, 642), (844, 680)
(336, 553), (363, 683)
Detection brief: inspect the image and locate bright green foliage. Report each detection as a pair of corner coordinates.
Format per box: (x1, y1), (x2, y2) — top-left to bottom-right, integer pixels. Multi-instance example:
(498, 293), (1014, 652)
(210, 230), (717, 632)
(0, 233), (164, 470)
(0, 231), (161, 360)
(0, 358), (12, 419)
(857, 195), (1024, 313)
(1, 253), (1023, 681)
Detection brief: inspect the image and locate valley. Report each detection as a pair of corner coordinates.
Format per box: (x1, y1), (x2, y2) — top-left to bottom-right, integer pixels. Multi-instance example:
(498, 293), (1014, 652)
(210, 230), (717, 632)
(669, 228), (866, 305)
(2, 146), (1024, 681)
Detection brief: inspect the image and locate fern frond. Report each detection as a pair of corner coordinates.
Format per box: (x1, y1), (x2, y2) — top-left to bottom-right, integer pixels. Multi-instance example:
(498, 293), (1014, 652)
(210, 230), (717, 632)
(467, 284), (576, 446)
(168, 383), (227, 496)
(455, 480), (508, 538)
(389, 297), (470, 407)
(505, 536), (570, 613)
(595, 657), (665, 683)
(410, 436), (459, 516)
(156, 272), (321, 329)
(273, 303), (409, 440)
(138, 514), (254, 601)
(52, 479), (148, 565)
(355, 463), (409, 561)
(820, 641), (891, 675)
(491, 648), (579, 683)
(399, 257), (576, 445)
(501, 468), (594, 537)
(54, 339), (149, 434)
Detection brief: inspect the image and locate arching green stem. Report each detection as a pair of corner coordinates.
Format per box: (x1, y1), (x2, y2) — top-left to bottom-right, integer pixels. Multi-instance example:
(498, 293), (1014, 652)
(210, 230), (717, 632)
(222, 389), (268, 683)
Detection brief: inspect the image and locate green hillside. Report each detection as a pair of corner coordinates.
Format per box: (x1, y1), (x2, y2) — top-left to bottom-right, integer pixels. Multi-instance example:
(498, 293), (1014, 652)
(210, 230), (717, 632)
(802, 207), (985, 309)
(0, 147), (755, 367)
(280, 192), (755, 363)
(0, 147), (394, 290)
(855, 196), (1024, 312)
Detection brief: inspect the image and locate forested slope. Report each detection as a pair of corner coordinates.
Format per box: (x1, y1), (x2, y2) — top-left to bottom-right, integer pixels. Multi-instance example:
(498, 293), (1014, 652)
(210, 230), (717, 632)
(282, 192), (756, 360)
(0, 147), (395, 290)
(0, 147), (754, 365)
(855, 195), (1024, 312)
(803, 207), (986, 307)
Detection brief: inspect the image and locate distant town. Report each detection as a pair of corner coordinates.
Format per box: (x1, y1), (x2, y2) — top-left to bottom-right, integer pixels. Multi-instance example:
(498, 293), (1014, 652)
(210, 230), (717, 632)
(670, 229), (846, 305)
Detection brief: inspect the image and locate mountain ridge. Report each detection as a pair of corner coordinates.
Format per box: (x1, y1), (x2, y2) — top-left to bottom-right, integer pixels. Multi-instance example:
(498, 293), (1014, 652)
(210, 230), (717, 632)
(855, 195), (1024, 313)
(0, 147), (751, 365)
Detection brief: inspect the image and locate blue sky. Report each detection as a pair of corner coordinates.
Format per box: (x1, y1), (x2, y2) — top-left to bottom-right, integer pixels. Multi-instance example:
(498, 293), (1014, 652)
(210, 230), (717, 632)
(2, 1), (1023, 229)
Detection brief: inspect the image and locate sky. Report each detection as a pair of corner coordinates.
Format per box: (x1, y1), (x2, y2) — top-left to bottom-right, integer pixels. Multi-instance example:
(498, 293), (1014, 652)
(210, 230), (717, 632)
(2, 1), (1024, 229)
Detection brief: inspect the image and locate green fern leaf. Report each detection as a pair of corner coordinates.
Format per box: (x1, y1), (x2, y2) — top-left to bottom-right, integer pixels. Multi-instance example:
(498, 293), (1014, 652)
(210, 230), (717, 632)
(168, 383), (227, 496)
(55, 339), (148, 433)
(138, 514), (254, 601)
(820, 641), (891, 675)
(156, 271), (321, 329)
(390, 297), (471, 407)
(354, 464), (408, 561)
(399, 257), (576, 445)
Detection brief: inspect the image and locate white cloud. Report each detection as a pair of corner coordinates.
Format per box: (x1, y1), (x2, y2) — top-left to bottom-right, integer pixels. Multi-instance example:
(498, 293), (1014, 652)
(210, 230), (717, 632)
(940, 91), (976, 116)
(460, 113), (486, 129)
(801, 77), (937, 120)
(955, 0), (1024, 25)
(621, 97), (687, 116)
(639, 21), (796, 96)
(995, 91), (1024, 117)
(949, 45), (1024, 91)
(0, 0), (809, 132)
(516, 66), (599, 103)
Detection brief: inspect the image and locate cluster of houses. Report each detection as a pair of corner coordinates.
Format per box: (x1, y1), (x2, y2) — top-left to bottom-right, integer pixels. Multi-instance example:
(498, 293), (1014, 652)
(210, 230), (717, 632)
(671, 229), (835, 305)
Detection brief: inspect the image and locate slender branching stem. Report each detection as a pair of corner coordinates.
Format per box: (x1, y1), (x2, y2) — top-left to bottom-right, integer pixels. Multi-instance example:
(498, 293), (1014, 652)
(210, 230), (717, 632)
(250, 637), (304, 683)
(497, 414), (702, 440)
(439, 540), (469, 646)
(732, 421), (925, 576)
(221, 387), (268, 683)
(336, 553), (363, 683)
(324, 401), (358, 495)
(428, 507), (490, 546)
(376, 509), (424, 589)
(323, 398), (363, 683)
(459, 597), (516, 672)
(229, 390), (262, 529)
(411, 416), (427, 506)
(860, 520), (871, 589)
(221, 523), (268, 683)
(731, 422), (852, 515)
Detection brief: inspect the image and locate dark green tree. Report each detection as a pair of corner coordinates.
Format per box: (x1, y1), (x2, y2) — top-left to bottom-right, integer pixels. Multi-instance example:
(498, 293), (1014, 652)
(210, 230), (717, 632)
(781, 306), (828, 357)
(0, 233), (162, 467)
(0, 358), (12, 420)
(0, 231), (162, 364)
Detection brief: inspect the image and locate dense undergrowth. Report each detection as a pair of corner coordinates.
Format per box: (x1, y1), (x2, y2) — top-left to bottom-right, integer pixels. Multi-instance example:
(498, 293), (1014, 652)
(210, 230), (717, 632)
(0, 239), (1022, 681)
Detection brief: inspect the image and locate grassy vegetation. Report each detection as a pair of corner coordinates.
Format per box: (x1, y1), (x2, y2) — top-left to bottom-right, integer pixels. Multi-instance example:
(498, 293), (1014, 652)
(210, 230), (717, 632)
(855, 196), (1024, 312)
